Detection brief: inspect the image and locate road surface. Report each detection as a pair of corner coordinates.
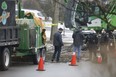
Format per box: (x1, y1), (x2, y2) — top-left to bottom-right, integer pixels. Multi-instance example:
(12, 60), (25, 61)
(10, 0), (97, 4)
(0, 61), (111, 77)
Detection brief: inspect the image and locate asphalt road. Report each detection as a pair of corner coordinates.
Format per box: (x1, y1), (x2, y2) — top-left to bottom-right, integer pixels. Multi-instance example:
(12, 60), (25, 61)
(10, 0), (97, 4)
(0, 61), (111, 77)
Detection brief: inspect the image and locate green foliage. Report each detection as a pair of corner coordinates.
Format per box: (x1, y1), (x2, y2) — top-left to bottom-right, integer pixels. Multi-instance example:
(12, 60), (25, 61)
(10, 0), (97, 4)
(75, 0), (116, 30)
(64, 0), (68, 3)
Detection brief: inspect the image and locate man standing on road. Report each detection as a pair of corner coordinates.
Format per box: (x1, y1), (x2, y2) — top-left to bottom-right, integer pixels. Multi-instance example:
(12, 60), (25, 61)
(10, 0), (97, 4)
(85, 29), (98, 61)
(99, 29), (109, 62)
(72, 28), (84, 62)
(51, 28), (64, 62)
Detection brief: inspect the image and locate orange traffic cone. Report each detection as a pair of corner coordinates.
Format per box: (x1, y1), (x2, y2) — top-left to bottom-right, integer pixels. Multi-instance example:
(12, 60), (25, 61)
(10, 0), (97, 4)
(69, 52), (78, 66)
(36, 57), (45, 71)
(97, 53), (102, 64)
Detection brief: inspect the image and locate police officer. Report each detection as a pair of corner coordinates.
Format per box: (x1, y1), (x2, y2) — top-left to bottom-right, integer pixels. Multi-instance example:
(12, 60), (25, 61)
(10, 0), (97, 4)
(99, 29), (109, 62)
(85, 29), (98, 61)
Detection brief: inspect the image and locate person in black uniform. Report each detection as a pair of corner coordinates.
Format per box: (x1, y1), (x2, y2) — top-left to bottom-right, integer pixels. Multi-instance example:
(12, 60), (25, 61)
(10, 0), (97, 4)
(99, 29), (109, 62)
(85, 29), (98, 61)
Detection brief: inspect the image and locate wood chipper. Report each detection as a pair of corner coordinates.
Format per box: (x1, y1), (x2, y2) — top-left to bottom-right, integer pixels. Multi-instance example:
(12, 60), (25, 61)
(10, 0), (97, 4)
(0, 0), (46, 71)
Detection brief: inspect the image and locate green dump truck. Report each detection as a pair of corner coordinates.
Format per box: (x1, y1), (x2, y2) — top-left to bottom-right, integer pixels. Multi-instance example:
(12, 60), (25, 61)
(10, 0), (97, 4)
(0, 0), (46, 71)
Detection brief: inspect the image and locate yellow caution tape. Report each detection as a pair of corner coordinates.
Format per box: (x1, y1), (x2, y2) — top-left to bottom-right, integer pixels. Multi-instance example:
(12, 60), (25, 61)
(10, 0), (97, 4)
(46, 24), (58, 26)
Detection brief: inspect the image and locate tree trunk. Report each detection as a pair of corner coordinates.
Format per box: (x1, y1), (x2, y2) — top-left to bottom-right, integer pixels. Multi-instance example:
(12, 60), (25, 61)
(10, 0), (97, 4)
(50, 0), (60, 41)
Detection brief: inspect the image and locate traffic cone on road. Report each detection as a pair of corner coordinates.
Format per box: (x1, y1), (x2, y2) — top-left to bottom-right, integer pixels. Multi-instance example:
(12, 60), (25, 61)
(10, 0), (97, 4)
(97, 53), (102, 64)
(36, 57), (45, 71)
(69, 52), (78, 66)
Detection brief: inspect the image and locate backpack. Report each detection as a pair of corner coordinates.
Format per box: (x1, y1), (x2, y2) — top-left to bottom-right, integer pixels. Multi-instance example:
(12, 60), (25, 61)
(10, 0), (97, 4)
(101, 33), (108, 43)
(87, 33), (98, 44)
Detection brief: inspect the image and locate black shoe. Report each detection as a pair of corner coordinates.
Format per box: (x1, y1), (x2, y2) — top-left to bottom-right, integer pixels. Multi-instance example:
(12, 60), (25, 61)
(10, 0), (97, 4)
(77, 60), (80, 62)
(51, 59), (54, 62)
(77, 58), (80, 62)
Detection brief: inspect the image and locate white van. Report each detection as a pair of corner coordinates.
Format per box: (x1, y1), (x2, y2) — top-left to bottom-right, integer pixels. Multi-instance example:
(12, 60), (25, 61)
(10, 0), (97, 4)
(16, 9), (45, 21)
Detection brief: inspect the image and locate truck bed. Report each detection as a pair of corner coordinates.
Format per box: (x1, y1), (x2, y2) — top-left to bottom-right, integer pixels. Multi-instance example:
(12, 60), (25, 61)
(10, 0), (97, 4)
(0, 26), (19, 46)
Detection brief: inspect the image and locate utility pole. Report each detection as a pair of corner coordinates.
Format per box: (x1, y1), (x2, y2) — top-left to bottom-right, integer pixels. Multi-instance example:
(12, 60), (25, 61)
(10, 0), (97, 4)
(50, 0), (60, 41)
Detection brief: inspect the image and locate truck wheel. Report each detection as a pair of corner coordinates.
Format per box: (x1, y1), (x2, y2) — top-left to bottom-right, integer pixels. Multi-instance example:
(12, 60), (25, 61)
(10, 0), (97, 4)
(0, 48), (10, 71)
(33, 48), (46, 64)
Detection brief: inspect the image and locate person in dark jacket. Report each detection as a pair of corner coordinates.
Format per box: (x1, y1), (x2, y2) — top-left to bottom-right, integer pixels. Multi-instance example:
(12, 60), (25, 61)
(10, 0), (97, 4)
(85, 30), (98, 61)
(51, 28), (64, 62)
(72, 28), (84, 62)
(99, 29), (109, 62)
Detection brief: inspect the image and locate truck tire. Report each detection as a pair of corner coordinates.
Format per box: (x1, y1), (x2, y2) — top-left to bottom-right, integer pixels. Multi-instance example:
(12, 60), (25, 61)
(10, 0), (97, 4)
(33, 48), (46, 64)
(0, 48), (10, 71)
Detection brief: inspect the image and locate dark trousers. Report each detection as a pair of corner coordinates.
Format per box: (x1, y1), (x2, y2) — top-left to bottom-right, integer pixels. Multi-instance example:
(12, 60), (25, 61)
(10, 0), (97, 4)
(100, 44), (108, 62)
(52, 46), (62, 62)
(88, 44), (97, 60)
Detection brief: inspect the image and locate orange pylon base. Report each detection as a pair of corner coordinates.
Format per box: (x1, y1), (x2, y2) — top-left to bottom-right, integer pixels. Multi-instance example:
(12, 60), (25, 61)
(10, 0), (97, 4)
(36, 69), (45, 71)
(69, 64), (78, 66)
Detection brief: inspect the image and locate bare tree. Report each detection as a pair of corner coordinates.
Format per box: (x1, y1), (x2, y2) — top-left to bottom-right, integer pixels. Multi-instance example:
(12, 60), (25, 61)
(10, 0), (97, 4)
(50, 0), (60, 41)
(64, 0), (116, 30)
(22, 0), (42, 11)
